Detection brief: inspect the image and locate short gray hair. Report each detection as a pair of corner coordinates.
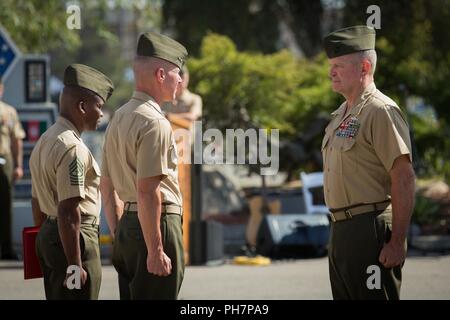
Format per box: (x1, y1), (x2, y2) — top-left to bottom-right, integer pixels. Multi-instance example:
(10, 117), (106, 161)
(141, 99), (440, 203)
(133, 55), (153, 73)
(358, 49), (377, 75)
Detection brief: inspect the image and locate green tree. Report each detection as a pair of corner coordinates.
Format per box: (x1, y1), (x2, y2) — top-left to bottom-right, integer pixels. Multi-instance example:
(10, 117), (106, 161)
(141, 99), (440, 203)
(162, 0), (325, 57)
(189, 33), (340, 138)
(0, 0), (79, 52)
(1, 0), (164, 111)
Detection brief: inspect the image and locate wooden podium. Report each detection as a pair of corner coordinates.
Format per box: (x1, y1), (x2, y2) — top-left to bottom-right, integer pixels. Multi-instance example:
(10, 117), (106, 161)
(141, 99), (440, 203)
(167, 114), (192, 264)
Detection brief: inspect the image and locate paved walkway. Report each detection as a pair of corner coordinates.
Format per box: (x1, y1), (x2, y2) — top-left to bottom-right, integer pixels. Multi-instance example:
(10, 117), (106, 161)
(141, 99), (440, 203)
(1, 254), (450, 300)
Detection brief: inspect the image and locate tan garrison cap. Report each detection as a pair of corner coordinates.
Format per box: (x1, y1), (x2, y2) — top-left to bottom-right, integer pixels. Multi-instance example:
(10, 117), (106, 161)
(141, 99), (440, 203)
(137, 32), (188, 69)
(63, 64), (114, 102)
(324, 25), (376, 58)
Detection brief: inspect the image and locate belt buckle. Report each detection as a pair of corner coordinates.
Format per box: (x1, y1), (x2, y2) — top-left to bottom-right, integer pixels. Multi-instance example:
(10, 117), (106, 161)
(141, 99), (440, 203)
(330, 212), (336, 223)
(125, 202), (132, 212)
(344, 209), (353, 219)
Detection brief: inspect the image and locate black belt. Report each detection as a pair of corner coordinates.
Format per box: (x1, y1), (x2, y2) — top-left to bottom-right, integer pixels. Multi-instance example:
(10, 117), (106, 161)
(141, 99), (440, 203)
(329, 200), (391, 222)
(124, 202), (183, 215)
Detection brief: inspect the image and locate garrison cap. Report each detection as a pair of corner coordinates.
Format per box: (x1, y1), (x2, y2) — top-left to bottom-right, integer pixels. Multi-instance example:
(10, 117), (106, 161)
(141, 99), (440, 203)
(324, 25), (376, 58)
(137, 32), (188, 69)
(64, 64), (114, 102)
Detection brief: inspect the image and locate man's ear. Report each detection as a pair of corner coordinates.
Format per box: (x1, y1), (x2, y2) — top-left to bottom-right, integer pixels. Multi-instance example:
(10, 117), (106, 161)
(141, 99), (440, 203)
(78, 100), (86, 114)
(361, 59), (371, 76)
(156, 67), (166, 83)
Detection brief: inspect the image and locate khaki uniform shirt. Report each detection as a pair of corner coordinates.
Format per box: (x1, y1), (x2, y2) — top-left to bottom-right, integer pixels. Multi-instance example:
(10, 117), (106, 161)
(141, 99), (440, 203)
(30, 117), (101, 218)
(322, 83), (412, 209)
(102, 91), (182, 208)
(162, 89), (202, 119)
(0, 101), (25, 156)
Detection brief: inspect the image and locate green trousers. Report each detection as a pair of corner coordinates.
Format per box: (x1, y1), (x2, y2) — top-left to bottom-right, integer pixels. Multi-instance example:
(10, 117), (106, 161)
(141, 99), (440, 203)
(35, 218), (102, 300)
(0, 154), (14, 256)
(328, 209), (404, 300)
(112, 211), (185, 300)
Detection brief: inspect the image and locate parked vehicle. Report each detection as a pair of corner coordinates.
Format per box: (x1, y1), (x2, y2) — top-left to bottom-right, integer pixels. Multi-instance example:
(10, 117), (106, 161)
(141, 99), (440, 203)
(253, 172), (330, 258)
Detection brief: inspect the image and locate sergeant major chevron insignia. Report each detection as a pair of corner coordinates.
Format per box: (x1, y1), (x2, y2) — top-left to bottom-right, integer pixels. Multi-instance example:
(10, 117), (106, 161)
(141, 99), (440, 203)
(69, 157), (84, 186)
